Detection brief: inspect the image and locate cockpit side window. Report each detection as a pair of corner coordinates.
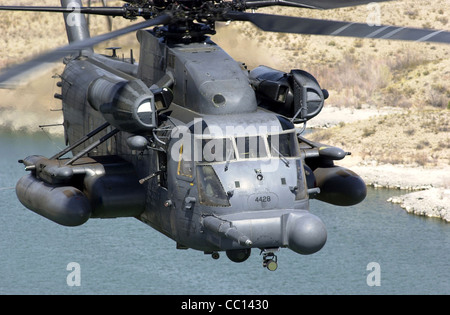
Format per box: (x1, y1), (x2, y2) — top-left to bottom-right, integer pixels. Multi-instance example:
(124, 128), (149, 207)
(177, 145), (193, 178)
(295, 160), (307, 200)
(268, 132), (298, 157)
(197, 165), (230, 207)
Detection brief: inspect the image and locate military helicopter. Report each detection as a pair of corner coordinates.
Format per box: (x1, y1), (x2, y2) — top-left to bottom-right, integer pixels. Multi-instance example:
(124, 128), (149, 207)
(1, 0), (449, 271)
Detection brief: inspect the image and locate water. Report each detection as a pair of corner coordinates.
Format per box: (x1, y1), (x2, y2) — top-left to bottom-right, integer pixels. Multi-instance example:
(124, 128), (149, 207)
(0, 132), (449, 295)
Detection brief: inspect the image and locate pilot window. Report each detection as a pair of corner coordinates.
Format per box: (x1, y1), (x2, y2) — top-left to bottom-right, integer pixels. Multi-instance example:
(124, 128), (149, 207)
(235, 136), (267, 159)
(197, 165), (230, 207)
(295, 160), (307, 200)
(200, 138), (235, 163)
(177, 145), (193, 177)
(268, 133), (298, 157)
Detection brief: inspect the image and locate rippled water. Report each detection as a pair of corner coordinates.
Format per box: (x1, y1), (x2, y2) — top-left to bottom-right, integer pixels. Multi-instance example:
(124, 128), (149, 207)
(0, 132), (448, 294)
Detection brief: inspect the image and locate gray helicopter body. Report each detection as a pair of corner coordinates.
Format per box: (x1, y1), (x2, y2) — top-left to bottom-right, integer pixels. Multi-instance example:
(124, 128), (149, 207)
(39, 26), (332, 259)
(16, 22), (340, 265)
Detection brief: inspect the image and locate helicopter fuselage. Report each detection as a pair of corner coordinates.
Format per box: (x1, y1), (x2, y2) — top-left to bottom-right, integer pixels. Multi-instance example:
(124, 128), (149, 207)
(15, 21), (365, 268)
(54, 30), (328, 257)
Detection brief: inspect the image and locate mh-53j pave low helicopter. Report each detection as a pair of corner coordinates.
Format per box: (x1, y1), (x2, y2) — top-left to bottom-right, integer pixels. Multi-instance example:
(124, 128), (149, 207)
(1, 0), (449, 270)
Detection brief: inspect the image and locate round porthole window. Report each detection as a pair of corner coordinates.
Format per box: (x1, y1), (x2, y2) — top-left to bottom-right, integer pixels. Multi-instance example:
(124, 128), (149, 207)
(212, 94), (226, 107)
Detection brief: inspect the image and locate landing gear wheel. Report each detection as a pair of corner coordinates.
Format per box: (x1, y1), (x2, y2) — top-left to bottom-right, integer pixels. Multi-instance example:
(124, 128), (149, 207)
(211, 252), (220, 260)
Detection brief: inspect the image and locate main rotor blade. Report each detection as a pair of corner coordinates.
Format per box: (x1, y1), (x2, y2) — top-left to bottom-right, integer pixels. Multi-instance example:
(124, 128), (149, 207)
(0, 14), (172, 88)
(0, 6), (126, 17)
(225, 12), (450, 44)
(243, 0), (392, 9)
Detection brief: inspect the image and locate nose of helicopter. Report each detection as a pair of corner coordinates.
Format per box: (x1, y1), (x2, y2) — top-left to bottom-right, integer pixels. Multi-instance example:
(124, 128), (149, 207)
(203, 209), (327, 255)
(286, 212), (327, 255)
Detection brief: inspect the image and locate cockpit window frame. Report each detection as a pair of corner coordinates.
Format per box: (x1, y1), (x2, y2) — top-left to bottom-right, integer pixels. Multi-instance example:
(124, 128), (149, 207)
(195, 136), (237, 163)
(177, 145), (194, 179)
(267, 130), (300, 158)
(193, 130), (299, 165)
(234, 135), (269, 160)
(196, 164), (231, 207)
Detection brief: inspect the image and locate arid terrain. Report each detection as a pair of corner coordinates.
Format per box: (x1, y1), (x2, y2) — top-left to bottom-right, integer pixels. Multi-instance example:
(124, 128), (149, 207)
(0, 0), (449, 220)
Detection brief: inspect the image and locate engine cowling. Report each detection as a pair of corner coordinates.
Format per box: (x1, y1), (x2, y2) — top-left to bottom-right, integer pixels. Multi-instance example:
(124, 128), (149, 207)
(88, 76), (157, 133)
(61, 59), (158, 134)
(249, 66), (328, 122)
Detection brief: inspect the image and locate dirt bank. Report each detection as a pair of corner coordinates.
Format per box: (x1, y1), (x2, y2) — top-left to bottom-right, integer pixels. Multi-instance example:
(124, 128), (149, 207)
(306, 105), (450, 222)
(388, 188), (450, 222)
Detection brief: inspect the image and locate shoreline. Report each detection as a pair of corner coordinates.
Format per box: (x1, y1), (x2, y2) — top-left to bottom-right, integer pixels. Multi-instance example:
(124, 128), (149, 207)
(305, 105), (449, 222)
(387, 188), (450, 222)
(351, 164), (450, 222)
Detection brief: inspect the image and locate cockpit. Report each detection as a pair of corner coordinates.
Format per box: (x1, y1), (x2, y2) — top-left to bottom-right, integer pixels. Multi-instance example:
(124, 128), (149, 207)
(174, 129), (306, 209)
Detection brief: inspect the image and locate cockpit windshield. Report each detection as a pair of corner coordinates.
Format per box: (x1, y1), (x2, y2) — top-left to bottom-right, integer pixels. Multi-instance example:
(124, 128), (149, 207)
(195, 131), (298, 164)
(235, 136), (267, 159)
(194, 131), (300, 207)
(199, 138), (235, 162)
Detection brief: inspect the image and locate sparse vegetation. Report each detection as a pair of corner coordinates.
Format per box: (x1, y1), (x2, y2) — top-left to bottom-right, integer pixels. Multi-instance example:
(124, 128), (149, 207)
(309, 109), (450, 167)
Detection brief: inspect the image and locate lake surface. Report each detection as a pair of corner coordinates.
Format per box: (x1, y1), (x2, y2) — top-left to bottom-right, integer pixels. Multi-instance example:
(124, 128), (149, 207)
(0, 132), (448, 295)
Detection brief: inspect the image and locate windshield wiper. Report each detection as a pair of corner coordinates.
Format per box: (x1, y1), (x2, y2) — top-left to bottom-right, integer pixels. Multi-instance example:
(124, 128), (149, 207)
(224, 149), (233, 172)
(272, 147), (290, 167)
